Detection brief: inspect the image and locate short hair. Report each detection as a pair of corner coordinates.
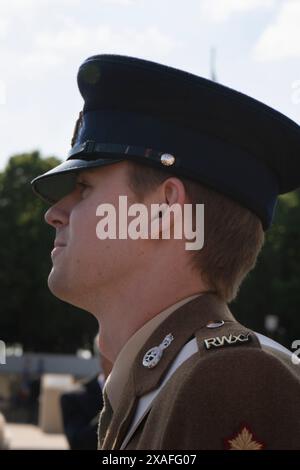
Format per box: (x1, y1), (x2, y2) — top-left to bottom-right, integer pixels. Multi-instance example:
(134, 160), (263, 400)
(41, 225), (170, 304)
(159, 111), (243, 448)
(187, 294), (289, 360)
(127, 161), (265, 303)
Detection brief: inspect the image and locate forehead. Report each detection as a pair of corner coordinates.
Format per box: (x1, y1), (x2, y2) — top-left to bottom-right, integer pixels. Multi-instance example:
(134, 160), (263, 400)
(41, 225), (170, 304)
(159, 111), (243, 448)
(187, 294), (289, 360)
(77, 161), (130, 181)
(76, 167), (108, 182)
(78, 168), (100, 177)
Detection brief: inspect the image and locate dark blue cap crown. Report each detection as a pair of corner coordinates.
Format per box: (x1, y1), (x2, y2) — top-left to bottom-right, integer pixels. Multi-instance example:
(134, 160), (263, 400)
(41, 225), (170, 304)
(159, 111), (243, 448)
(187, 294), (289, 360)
(31, 54), (300, 230)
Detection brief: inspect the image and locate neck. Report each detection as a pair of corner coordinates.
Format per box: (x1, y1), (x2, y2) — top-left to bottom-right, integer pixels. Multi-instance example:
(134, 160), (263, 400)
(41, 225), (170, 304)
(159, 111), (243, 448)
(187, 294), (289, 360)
(91, 275), (205, 362)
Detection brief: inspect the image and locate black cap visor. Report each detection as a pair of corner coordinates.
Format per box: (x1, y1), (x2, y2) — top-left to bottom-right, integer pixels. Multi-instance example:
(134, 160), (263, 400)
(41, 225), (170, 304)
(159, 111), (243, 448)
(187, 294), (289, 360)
(31, 156), (123, 204)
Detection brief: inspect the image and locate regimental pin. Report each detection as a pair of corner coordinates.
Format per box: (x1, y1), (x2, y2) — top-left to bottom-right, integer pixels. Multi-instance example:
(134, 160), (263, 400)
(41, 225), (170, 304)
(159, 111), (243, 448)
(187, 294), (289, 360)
(142, 333), (174, 369)
(204, 332), (251, 350)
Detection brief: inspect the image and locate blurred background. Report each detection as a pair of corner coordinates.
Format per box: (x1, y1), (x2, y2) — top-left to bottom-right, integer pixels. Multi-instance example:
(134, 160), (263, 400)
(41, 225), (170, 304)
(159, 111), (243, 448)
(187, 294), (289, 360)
(0, 0), (299, 450)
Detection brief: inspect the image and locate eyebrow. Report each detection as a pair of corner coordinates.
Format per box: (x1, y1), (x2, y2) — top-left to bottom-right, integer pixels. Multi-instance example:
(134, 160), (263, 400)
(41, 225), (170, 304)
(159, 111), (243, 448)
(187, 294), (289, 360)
(77, 169), (97, 178)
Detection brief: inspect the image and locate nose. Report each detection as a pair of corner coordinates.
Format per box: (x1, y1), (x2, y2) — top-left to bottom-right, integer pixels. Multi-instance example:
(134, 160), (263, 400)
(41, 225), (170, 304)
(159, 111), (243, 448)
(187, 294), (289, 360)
(44, 202), (69, 228)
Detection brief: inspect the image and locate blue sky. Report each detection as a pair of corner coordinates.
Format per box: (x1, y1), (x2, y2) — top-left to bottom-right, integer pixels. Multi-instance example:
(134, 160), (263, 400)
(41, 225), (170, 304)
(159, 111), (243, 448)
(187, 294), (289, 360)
(0, 0), (300, 169)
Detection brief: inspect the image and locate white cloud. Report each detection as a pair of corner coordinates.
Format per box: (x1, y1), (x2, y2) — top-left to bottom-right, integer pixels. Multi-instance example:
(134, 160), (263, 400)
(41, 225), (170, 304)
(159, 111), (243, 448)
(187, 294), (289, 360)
(253, 0), (300, 61)
(18, 21), (180, 76)
(0, 19), (9, 37)
(0, 0), (136, 17)
(93, 26), (180, 57)
(0, 0), (81, 32)
(35, 19), (89, 51)
(20, 52), (64, 69)
(0, 80), (6, 105)
(200, 0), (275, 22)
(0, 0), (79, 10)
(101, 0), (140, 4)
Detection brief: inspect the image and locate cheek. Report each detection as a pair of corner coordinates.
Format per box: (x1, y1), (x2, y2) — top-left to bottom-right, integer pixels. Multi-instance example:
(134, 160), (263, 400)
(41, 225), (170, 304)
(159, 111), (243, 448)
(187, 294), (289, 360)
(69, 203), (99, 254)
(67, 195), (145, 273)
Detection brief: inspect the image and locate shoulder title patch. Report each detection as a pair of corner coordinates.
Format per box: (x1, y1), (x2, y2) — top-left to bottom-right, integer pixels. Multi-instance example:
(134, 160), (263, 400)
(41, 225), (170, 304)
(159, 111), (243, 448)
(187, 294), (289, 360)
(204, 333), (250, 350)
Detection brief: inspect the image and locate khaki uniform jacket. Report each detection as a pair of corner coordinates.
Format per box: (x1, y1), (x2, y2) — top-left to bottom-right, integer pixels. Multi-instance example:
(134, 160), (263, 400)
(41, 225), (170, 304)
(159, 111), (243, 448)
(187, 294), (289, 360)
(98, 294), (300, 450)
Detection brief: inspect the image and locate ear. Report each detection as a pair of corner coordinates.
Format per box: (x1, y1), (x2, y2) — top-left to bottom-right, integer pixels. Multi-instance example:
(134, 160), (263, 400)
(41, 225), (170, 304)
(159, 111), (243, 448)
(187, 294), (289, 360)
(150, 177), (187, 238)
(163, 177), (186, 207)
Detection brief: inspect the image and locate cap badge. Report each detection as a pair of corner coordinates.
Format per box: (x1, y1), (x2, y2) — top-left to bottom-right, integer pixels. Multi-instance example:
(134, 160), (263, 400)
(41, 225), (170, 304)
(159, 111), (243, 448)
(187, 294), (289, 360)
(142, 333), (174, 369)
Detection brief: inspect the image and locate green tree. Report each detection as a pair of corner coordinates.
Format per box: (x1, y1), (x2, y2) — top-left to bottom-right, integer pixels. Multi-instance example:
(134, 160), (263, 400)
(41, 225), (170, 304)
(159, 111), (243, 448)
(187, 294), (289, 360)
(232, 189), (300, 347)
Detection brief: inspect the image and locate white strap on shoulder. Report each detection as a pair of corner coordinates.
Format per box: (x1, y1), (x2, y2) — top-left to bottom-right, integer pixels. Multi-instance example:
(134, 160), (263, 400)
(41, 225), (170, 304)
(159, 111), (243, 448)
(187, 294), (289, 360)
(255, 331), (292, 357)
(120, 337), (198, 449)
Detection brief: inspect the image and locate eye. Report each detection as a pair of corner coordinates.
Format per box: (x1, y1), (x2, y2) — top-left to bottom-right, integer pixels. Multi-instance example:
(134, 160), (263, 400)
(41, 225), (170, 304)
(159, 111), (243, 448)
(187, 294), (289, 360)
(76, 181), (89, 188)
(76, 180), (91, 195)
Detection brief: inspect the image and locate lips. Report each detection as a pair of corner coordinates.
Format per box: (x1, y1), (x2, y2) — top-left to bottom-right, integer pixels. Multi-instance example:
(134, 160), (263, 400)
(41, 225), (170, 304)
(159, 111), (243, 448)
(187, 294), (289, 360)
(51, 246), (65, 259)
(51, 240), (67, 258)
(54, 240), (67, 248)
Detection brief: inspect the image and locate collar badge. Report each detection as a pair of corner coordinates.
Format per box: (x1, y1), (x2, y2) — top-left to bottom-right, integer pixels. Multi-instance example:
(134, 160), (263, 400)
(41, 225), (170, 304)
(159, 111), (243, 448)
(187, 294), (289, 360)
(142, 333), (174, 369)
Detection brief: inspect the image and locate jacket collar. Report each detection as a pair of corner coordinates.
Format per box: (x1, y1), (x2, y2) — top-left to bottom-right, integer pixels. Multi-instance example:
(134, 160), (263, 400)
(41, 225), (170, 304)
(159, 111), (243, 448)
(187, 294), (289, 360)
(101, 293), (236, 449)
(105, 293), (200, 412)
(133, 292), (235, 396)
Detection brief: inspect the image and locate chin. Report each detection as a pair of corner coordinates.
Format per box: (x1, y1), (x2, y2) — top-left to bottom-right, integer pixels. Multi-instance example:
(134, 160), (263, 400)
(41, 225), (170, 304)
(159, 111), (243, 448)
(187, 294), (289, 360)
(47, 271), (91, 312)
(48, 273), (67, 301)
(47, 269), (72, 301)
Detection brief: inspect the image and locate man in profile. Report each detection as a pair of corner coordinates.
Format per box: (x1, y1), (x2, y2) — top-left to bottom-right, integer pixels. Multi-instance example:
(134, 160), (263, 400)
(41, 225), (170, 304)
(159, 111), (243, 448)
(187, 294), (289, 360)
(32, 54), (300, 450)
